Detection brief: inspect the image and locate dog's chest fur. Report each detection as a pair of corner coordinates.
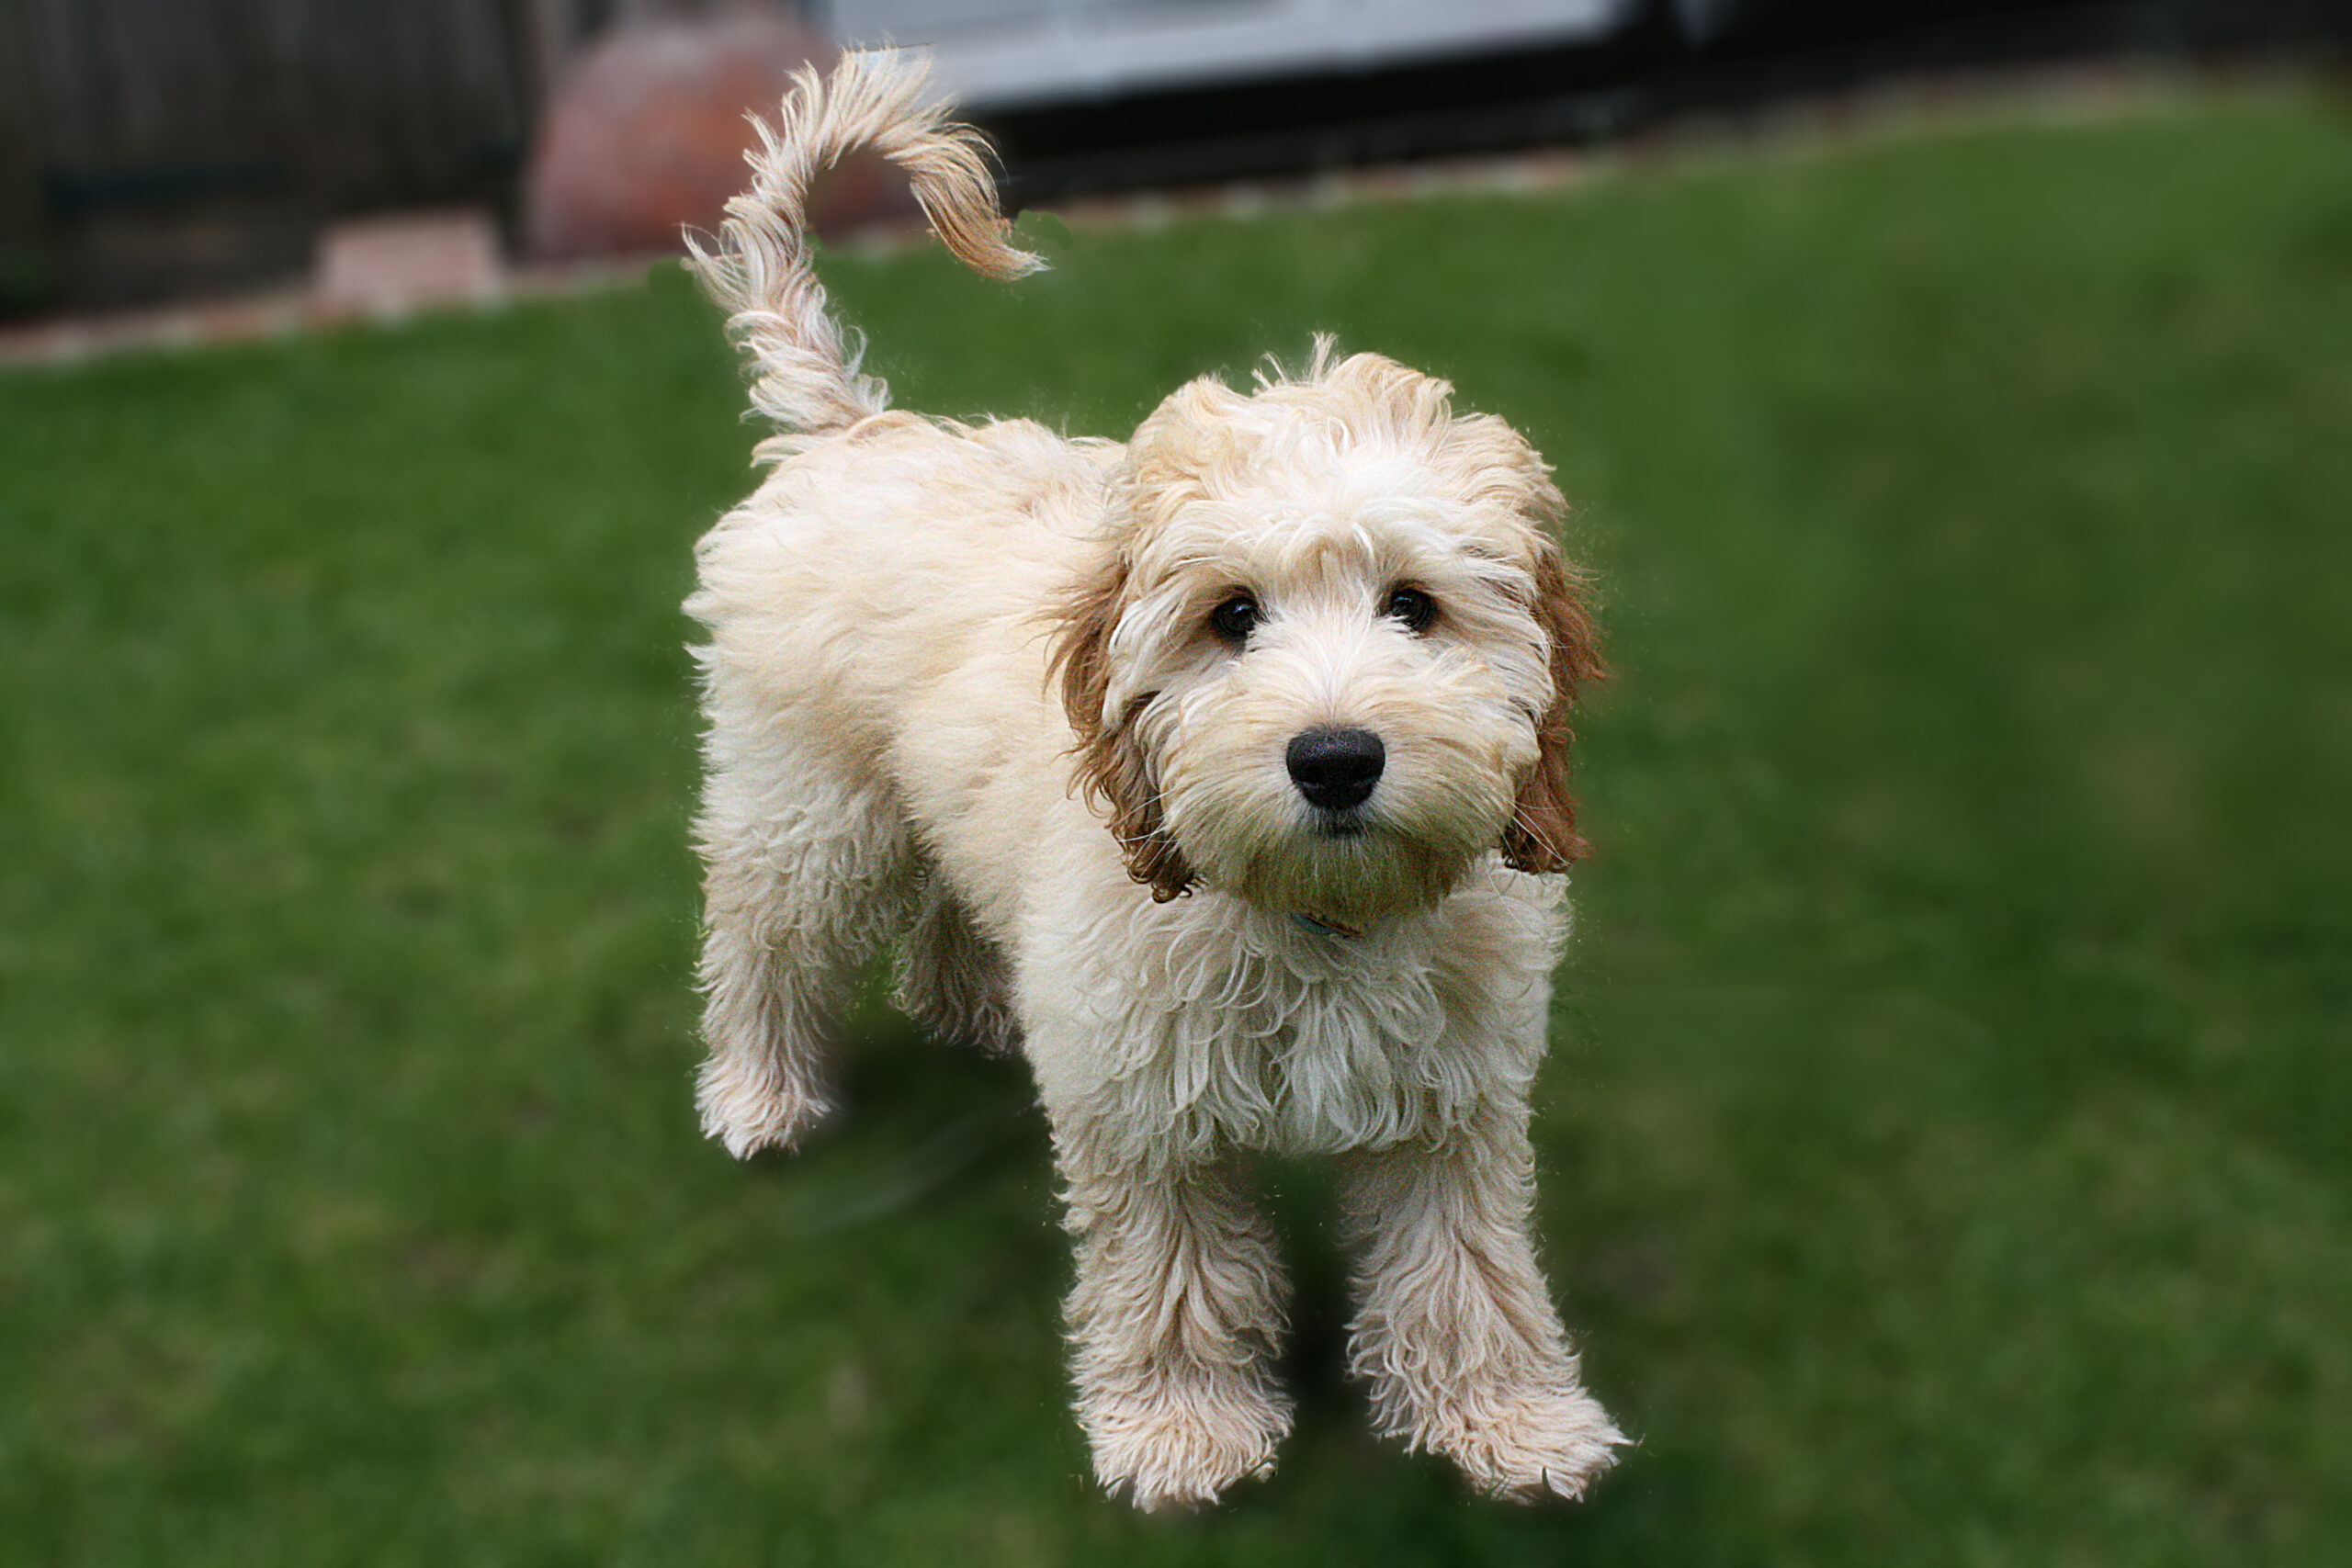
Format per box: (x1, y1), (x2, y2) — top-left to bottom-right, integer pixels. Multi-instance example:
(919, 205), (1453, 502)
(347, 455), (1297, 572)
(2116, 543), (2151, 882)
(1027, 874), (1561, 1160)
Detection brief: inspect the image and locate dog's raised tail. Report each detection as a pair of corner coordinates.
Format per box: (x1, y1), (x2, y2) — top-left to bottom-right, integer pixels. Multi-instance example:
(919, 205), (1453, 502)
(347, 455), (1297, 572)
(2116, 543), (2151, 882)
(686, 50), (1042, 459)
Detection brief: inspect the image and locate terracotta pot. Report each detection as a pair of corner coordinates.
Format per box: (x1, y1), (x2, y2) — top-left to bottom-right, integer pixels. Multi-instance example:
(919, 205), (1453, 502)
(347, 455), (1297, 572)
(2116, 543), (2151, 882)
(525, 18), (916, 261)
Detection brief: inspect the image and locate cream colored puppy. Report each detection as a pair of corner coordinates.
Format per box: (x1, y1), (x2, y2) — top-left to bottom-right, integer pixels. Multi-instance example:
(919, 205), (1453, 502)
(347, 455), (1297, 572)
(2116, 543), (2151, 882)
(685, 51), (1623, 1508)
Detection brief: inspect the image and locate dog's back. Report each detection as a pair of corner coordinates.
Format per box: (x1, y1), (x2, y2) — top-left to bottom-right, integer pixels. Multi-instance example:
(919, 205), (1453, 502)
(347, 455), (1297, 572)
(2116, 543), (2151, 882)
(688, 412), (1121, 934)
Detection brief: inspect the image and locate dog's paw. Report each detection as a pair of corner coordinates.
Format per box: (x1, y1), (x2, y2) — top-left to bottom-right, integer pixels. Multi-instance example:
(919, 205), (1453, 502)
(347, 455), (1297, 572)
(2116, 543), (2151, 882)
(1085, 1379), (1291, 1511)
(1423, 1383), (1626, 1503)
(695, 1054), (832, 1158)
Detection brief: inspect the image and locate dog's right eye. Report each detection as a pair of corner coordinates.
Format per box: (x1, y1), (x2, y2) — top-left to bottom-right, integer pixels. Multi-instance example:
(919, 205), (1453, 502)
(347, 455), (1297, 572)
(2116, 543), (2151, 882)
(1209, 594), (1260, 644)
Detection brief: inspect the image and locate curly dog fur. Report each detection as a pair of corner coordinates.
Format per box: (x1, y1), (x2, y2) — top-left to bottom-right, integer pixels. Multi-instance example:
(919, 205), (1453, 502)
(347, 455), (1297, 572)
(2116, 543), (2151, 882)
(684, 51), (1623, 1507)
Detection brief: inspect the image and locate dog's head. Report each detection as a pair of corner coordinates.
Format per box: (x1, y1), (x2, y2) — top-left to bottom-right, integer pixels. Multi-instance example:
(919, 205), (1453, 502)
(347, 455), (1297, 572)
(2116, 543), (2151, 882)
(1050, 345), (1601, 926)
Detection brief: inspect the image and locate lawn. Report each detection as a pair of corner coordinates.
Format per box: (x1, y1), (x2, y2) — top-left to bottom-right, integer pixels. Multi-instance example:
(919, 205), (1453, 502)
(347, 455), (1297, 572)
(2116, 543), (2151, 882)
(4, 84), (2348, 1564)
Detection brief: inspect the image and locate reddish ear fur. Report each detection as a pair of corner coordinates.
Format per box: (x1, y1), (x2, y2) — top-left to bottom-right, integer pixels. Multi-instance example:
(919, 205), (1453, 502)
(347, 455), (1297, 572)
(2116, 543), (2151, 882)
(1047, 551), (1198, 901)
(1501, 545), (1604, 874)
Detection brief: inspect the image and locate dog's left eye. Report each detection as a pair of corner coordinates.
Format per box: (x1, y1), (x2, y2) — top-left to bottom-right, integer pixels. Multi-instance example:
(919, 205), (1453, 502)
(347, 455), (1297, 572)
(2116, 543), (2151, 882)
(1384, 586), (1439, 633)
(1209, 593), (1261, 643)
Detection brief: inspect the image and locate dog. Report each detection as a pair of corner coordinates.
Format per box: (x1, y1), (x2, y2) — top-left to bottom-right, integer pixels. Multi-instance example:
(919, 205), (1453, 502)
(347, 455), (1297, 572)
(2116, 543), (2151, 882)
(684, 51), (1623, 1508)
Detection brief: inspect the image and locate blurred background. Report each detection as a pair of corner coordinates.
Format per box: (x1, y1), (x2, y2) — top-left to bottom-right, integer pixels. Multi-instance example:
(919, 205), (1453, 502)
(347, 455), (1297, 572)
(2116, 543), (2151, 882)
(4, 0), (2350, 320)
(5, 2), (2351, 1563)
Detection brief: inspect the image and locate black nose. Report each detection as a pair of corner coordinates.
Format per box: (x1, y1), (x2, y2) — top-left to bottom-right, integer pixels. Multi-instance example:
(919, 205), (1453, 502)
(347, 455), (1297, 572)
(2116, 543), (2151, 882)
(1286, 727), (1385, 811)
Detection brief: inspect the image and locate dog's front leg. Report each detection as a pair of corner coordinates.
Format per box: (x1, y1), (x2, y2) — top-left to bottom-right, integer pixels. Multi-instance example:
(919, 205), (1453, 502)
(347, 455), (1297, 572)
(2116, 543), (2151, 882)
(1341, 1106), (1623, 1500)
(1056, 1130), (1293, 1509)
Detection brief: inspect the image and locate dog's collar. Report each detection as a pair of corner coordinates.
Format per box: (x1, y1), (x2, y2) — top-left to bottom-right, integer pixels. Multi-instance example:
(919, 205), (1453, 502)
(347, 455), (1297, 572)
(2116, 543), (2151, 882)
(1290, 911), (1366, 940)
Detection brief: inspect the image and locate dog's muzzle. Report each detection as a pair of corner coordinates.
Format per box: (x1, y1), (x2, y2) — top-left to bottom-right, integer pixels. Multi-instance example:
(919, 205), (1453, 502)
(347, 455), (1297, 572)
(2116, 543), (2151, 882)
(1286, 726), (1385, 813)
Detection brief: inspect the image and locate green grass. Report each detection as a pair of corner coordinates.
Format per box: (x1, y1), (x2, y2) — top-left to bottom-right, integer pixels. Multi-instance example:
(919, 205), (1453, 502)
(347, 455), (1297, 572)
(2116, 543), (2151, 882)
(6, 85), (2350, 1563)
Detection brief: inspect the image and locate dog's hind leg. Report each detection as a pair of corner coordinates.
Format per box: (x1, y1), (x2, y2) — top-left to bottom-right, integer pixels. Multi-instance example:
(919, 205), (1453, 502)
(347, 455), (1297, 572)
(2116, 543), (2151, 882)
(890, 879), (1019, 1054)
(693, 719), (910, 1158)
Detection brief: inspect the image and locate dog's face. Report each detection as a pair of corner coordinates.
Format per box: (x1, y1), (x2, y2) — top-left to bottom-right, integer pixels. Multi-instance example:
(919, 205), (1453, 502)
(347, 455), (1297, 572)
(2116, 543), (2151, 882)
(1056, 350), (1600, 923)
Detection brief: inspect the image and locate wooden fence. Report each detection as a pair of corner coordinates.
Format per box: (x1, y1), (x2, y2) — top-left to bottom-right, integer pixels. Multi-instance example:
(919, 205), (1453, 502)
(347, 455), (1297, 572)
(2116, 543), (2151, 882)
(0, 0), (778, 313)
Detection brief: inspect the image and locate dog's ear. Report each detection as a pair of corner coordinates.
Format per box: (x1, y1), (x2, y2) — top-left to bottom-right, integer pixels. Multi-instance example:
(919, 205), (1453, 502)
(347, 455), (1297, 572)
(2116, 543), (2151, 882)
(1121, 378), (1251, 526)
(1501, 542), (1605, 874)
(1423, 408), (1605, 874)
(1047, 548), (1198, 901)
